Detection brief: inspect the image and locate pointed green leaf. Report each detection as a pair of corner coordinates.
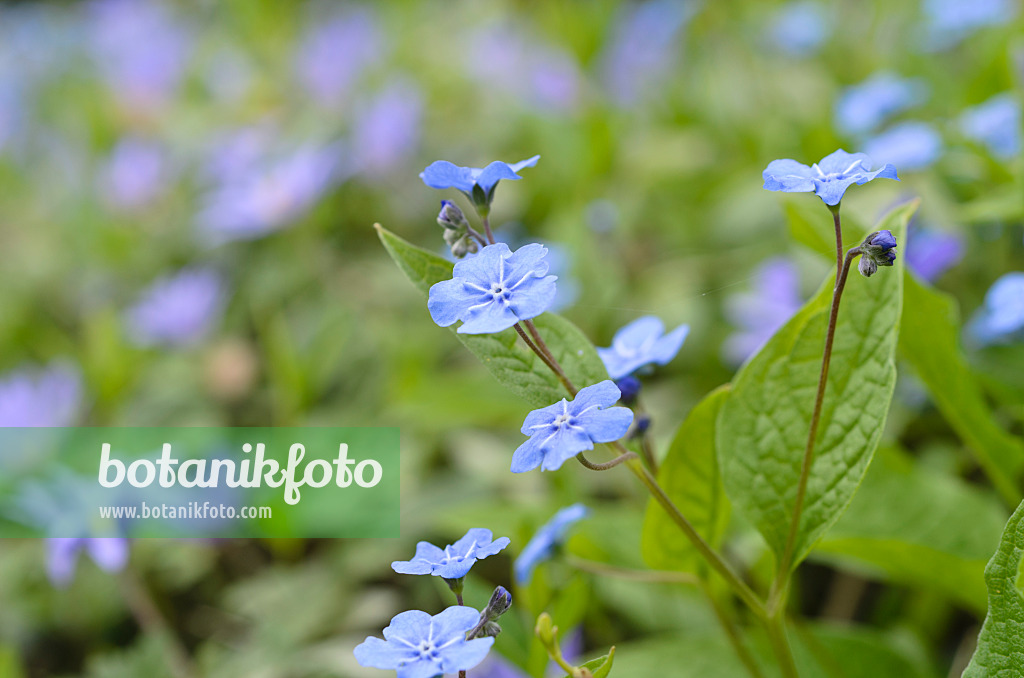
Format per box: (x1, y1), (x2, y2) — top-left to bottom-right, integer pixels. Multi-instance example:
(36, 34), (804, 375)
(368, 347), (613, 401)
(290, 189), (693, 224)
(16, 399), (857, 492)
(717, 201), (914, 569)
(814, 448), (1007, 614)
(963, 498), (1024, 677)
(558, 648), (615, 678)
(900, 271), (1024, 502)
(376, 224), (607, 407)
(641, 385), (731, 572)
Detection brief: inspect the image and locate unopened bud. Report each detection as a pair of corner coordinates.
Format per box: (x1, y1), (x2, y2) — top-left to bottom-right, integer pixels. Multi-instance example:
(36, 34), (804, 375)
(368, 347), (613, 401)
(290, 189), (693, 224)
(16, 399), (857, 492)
(484, 586), (512, 621)
(858, 256), (878, 278)
(437, 200), (469, 230)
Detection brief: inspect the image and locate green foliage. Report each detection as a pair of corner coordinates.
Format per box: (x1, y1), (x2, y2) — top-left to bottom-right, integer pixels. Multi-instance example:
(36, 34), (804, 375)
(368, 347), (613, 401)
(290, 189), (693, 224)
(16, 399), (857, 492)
(557, 648), (615, 678)
(899, 272), (1024, 502)
(814, 448), (1008, 613)
(963, 499), (1024, 677)
(717, 201), (914, 570)
(376, 225), (607, 407)
(641, 385), (731, 573)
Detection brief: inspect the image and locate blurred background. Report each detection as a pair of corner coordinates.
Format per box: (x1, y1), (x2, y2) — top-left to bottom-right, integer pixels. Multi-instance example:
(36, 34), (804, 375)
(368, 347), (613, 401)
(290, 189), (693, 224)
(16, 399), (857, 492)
(0, 0), (1021, 676)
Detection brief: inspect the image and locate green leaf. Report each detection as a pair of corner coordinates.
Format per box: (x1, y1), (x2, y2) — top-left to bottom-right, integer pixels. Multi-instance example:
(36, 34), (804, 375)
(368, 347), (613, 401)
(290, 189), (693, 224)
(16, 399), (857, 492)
(963, 498), (1024, 677)
(376, 224), (608, 407)
(900, 271), (1024, 502)
(814, 448), (1008, 614)
(641, 385), (731, 572)
(558, 648), (615, 678)
(784, 200), (835, 260)
(717, 201), (914, 569)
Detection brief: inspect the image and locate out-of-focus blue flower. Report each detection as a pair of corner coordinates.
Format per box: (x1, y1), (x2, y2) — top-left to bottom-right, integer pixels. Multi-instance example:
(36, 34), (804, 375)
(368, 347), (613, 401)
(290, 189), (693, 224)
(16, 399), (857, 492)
(0, 81), (24, 156)
(86, 0), (191, 113)
(125, 268), (225, 348)
(597, 317), (690, 380)
(969, 273), (1024, 345)
(514, 504), (589, 584)
(0, 363), (81, 427)
(923, 0), (1017, 50)
(511, 382), (633, 473)
(467, 25), (581, 113)
(600, 0), (698, 106)
(762, 149), (899, 206)
(46, 537), (129, 587)
(99, 137), (168, 211)
(354, 606), (494, 677)
(768, 2), (831, 56)
(960, 94), (1022, 159)
(428, 243), (557, 335)
(863, 122), (943, 171)
(724, 258), (803, 366)
(352, 81), (423, 178)
(294, 8), (382, 108)
(391, 528), (510, 580)
(834, 73), (928, 137)
(905, 226), (964, 282)
(420, 156), (539, 210)
(197, 143), (344, 243)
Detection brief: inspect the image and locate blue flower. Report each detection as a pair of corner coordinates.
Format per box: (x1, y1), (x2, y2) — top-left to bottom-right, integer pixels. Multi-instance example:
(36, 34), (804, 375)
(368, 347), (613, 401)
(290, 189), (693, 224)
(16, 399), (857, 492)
(969, 273), (1024, 345)
(354, 606), (494, 678)
(428, 243), (557, 334)
(768, 2), (831, 57)
(862, 122), (943, 171)
(960, 94), (1021, 159)
(905, 226), (964, 283)
(923, 0), (1016, 49)
(511, 381), (633, 473)
(597, 316), (690, 379)
(392, 528), (510, 580)
(125, 268), (226, 347)
(723, 258), (803, 366)
(858, 230), (899, 278)
(293, 8), (381, 107)
(834, 73), (928, 136)
(420, 156), (540, 209)
(46, 537), (129, 587)
(99, 136), (169, 211)
(762, 149), (899, 206)
(514, 504), (588, 584)
(0, 362), (81, 427)
(351, 80), (423, 178)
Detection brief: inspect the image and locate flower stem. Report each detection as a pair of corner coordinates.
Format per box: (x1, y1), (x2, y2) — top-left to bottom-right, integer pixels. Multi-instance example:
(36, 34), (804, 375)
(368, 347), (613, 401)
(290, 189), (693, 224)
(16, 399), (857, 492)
(773, 245), (861, 592)
(513, 323), (576, 394)
(766, 612), (800, 678)
(576, 449), (637, 470)
(829, 204), (843, 276)
(466, 225), (488, 247)
(482, 216), (496, 244)
(523, 319), (578, 394)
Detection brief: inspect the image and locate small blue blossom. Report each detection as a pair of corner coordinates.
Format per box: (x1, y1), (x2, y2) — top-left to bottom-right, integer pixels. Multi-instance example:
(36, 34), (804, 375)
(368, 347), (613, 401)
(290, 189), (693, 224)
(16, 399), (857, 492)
(392, 528), (510, 580)
(905, 226), (964, 283)
(47, 537), (129, 587)
(0, 362), (81, 427)
(923, 0), (1017, 50)
(597, 316), (690, 380)
(724, 258), (803, 366)
(420, 156), (540, 210)
(863, 122), (943, 171)
(514, 504), (589, 584)
(762, 149), (899, 206)
(428, 243), (557, 335)
(354, 606), (494, 678)
(293, 8), (382, 108)
(99, 136), (169, 212)
(768, 2), (831, 57)
(511, 381), (633, 473)
(351, 80), (423, 178)
(960, 94), (1021, 159)
(969, 273), (1024, 345)
(125, 268), (225, 347)
(615, 375), (642, 404)
(835, 73), (928, 137)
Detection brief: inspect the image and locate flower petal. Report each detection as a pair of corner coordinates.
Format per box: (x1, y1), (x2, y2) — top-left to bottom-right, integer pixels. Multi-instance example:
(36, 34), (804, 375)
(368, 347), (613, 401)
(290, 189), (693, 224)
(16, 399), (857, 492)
(569, 380), (622, 415)
(420, 161), (475, 192)
(508, 275), (558, 322)
(575, 406), (634, 443)
(440, 637), (496, 674)
(430, 605), (482, 641)
(456, 298), (519, 334)
(451, 528), (494, 557)
(428, 279), (485, 328)
(354, 636), (418, 669)
(474, 161), (523, 193)
(511, 434), (546, 473)
(651, 324), (690, 365)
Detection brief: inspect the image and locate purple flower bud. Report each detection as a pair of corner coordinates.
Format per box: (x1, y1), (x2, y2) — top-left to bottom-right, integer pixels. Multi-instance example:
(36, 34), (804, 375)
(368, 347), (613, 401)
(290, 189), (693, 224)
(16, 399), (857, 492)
(615, 376), (642, 404)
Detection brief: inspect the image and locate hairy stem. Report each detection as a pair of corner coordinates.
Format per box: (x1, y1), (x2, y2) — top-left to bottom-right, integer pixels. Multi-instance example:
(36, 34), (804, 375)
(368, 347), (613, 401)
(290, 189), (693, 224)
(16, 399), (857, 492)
(482, 215), (496, 244)
(576, 449), (637, 470)
(513, 323), (576, 394)
(766, 613), (800, 678)
(524, 319), (578, 394)
(773, 245), (861, 594)
(466, 225), (488, 247)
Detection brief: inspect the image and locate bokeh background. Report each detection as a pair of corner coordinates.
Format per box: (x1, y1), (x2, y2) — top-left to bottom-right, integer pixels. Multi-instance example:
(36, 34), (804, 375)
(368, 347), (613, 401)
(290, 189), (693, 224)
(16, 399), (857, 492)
(0, 0), (1022, 676)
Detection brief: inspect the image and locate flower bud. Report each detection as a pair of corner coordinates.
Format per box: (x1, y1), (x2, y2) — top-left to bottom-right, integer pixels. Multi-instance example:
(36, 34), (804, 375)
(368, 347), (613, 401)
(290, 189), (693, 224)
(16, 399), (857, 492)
(630, 414), (651, 439)
(858, 229), (898, 277)
(480, 621), (502, 637)
(484, 586), (512, 621)
(614, 376), (642, 405)
(535, 612), (556, 648)
(437, 200), (469, 230)
(858, 256), (878, 278)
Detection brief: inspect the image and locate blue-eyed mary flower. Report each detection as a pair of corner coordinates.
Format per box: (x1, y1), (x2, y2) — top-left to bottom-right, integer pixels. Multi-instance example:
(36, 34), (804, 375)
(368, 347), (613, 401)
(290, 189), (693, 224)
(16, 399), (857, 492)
(514, 504), (589, 584)
(420, 156), (539, 212)
(905, 226), (964, 283)
(960, 93), (1021, 159)
(392, 528), (510, 580)
(511, 381), (633, 473)
(834, 73), (927, 137)
(923, 0), (1017, 49)
(768, 2), (831, 57)
(428, 243), (557, 334)
(125, 268), (225, 347)
(863, 122), (943, 171)
(0, 362), (81, 427)
(858, 230), (899, 278)
(597, 316), (689, 380)
(46, 537), (129, 587)
(968, 273), (1024, 345)
(354, 606), (494, 678)
(723, 258), (803, 366)
(762, 149), (899, 206)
